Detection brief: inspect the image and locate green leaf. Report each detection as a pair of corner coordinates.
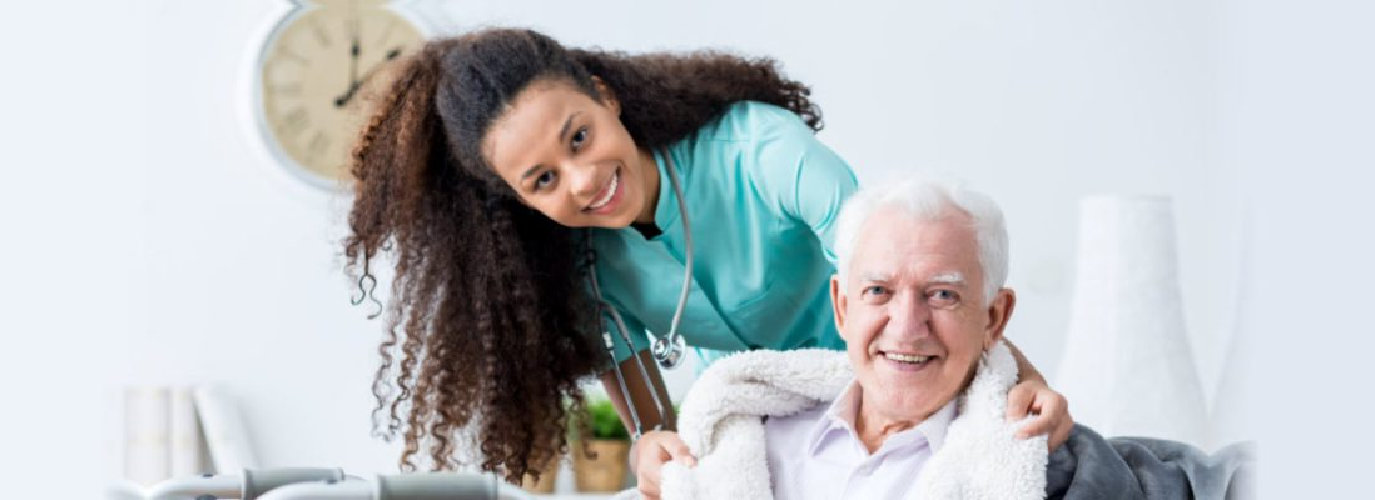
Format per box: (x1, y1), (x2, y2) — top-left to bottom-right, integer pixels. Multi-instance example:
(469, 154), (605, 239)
(583, 397), (630, 441)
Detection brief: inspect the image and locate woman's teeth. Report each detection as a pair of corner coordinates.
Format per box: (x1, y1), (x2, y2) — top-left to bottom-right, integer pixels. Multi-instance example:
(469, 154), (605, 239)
(588, 172), (618, 210)
(883, 352), (932, 364)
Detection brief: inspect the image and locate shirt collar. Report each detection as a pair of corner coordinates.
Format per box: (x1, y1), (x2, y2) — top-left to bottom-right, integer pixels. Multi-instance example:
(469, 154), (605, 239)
(805, 379), (959, 456)
(917, 398), (957, 452)
(648, 148), (681, 238)
(804, 380), (861, 456)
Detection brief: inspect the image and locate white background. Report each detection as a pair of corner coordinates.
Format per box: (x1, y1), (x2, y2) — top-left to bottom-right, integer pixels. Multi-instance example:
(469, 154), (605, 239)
(1, 0), (1369, 497)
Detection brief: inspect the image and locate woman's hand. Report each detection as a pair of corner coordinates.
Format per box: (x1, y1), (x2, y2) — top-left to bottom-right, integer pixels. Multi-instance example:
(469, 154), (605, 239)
(1006, 378), (1073, 451)
(630, 430), (697, 500)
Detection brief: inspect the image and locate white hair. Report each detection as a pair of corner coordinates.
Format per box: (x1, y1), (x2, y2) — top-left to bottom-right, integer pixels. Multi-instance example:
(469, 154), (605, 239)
(832, 175), (1009, 303)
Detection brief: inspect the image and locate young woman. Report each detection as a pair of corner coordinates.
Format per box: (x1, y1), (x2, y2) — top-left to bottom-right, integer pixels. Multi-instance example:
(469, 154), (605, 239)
(345, 28), (1071, 496)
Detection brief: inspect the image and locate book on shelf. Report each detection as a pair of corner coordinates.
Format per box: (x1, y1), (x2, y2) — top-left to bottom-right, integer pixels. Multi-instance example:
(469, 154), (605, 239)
(122, 383), (254, 488)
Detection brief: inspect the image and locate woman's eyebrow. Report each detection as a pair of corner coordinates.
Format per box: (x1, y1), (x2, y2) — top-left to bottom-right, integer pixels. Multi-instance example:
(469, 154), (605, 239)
(520, 111), (582, 180)
(557, 111), (581, 143)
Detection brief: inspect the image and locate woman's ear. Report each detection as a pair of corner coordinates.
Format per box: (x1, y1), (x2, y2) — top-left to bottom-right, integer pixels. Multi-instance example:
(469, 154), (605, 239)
(591, 76), (620, 115)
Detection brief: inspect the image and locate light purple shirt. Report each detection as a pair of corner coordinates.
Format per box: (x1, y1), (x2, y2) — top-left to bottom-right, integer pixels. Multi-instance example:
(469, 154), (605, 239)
(764, 380), (957, 500)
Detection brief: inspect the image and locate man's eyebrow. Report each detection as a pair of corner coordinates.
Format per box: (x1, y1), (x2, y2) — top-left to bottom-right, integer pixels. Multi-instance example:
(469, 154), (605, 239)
(928, 272), (966, 285)
(519, 111), (581, 180)
(860, 271), (892, 282)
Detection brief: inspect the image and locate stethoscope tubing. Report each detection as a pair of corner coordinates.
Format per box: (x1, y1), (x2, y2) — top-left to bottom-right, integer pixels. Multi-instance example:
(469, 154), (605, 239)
(591, 149), (690, 438)
(655, 148), (692, 370)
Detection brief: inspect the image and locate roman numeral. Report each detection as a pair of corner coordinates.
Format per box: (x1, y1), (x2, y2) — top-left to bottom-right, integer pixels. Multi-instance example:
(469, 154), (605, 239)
(280, 107), (310, 137)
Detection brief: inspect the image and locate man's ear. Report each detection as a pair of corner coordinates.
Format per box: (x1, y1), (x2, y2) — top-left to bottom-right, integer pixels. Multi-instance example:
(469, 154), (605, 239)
(983, 288), (1016, 350)
(830, 275), (849, 341)
(591, 76), (619, 115)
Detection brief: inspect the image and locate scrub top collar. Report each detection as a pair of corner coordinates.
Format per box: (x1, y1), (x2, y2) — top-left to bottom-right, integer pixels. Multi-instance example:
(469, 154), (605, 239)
(644, 148), (682, 240)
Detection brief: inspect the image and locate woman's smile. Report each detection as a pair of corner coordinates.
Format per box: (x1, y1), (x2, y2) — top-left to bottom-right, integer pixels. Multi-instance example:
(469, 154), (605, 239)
(584, 166), (624, 215)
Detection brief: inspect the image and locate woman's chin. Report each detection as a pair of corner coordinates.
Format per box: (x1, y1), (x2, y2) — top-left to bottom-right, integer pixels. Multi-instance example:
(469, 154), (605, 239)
(583, 211), (636, 229)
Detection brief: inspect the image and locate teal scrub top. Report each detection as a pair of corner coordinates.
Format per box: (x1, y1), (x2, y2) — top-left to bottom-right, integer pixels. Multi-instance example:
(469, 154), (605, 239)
(591, 101), (859, 366)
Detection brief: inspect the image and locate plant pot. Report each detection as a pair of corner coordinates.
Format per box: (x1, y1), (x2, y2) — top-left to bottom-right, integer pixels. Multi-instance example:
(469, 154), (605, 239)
(572, 439), (630, 492)
(520, 453), (561, 494)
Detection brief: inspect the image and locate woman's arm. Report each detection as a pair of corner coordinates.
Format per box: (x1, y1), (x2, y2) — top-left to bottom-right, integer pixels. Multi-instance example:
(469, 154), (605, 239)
(1007, 339), (1047, 384)
(747, 107), (859, 264)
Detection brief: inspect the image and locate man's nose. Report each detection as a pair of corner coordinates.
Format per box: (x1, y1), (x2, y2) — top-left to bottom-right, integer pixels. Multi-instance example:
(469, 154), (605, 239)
(885, 291), (932, 339)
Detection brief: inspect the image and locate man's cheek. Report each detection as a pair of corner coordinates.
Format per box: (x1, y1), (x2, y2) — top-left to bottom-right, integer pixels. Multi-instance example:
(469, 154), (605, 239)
(859, 315), (886, 340)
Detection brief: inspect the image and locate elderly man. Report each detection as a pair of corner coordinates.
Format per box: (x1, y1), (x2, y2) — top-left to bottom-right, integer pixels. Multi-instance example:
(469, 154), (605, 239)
(648, 177), (1253, 500)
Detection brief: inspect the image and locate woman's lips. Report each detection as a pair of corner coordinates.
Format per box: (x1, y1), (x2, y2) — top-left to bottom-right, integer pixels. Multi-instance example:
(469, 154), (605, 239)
(584, 167), (623, 215)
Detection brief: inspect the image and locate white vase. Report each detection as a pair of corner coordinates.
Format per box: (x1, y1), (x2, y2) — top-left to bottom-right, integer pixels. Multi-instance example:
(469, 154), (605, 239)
(1055, 195), (1207, 445)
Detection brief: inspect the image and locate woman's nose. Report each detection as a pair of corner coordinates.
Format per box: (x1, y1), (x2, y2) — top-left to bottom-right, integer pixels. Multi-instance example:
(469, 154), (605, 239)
(565, 161), (600, 198)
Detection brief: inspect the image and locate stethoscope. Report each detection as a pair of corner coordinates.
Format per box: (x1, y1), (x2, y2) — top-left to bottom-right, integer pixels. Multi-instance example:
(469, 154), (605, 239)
(588, 149), (691, 438)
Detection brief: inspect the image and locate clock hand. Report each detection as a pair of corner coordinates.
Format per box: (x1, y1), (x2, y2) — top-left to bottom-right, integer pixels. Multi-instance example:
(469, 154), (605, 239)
(349, 1), (360, 87)
(333, 47), (404, 107)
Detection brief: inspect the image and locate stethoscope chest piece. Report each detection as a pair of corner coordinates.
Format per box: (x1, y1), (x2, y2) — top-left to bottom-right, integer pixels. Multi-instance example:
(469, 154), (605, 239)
(651, 333), (687, 369)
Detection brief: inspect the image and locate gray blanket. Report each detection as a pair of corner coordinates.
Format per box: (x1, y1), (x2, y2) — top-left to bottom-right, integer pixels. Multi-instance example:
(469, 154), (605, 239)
(1047, 425), (1255, 499)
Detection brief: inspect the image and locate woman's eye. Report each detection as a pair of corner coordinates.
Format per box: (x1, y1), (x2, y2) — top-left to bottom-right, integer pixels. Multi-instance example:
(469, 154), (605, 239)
(927, 289), (960, 308)
(571, 127), (588, 151)
(534, 170), (557, 190)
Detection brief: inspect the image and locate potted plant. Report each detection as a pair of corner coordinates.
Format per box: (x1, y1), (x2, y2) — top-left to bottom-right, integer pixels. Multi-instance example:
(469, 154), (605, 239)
(571, 397), (631, 492)
(519, 451), (562, 494)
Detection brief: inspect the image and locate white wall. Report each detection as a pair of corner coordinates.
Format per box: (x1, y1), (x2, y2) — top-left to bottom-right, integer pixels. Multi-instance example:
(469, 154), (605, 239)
(2, 1), (155, 495)
(1219, 0), (1375, 495)
(2, 0), (1265, 497)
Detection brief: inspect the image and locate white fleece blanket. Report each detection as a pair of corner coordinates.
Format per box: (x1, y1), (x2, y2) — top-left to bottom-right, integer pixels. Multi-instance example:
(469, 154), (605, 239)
(641, 341), (1048, 500)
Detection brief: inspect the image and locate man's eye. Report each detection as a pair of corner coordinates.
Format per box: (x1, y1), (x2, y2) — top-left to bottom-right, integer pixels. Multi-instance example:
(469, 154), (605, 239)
(535, 170), (557, 190)
(862, 285), (888, 297)
(927, 289), (960, 308)
(571, 127), (588, 151)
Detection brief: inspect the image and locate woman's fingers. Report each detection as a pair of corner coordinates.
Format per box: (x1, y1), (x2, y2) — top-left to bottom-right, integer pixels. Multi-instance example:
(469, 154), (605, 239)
(1005, 383), (1036, 421)
(661, 433), (697, 467)
(634, 430), (697, 499)
(1049, 404), (1074, 451)
(634, 441), (663, 499)
(1005, 383), (1075, 452)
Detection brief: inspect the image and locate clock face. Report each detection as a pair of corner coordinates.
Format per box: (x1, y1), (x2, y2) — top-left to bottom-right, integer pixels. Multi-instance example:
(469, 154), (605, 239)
(257, 0), (424, 188)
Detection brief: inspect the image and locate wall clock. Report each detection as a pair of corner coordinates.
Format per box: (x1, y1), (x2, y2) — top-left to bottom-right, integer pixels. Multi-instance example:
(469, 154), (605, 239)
(253, 0), (427, 190)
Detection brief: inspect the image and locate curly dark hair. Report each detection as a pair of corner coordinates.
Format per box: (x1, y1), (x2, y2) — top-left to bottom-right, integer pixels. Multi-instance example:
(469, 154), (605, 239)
(344, 27), (822, 482)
